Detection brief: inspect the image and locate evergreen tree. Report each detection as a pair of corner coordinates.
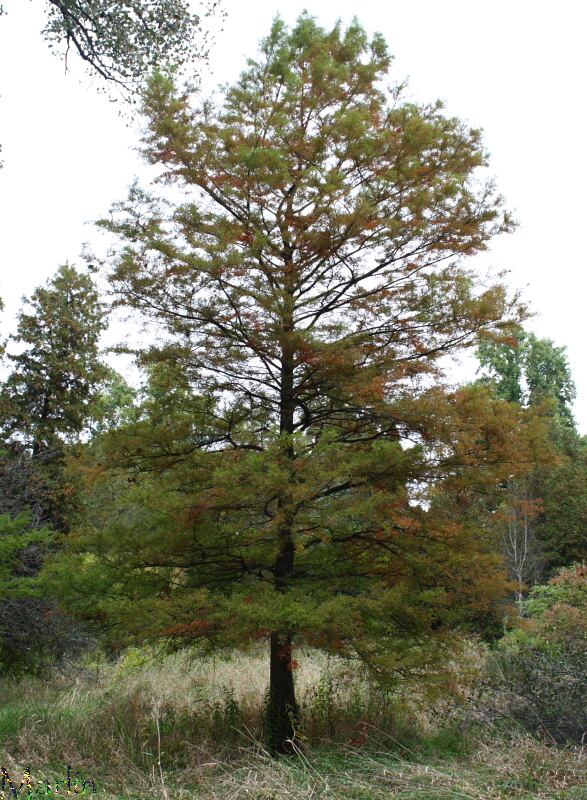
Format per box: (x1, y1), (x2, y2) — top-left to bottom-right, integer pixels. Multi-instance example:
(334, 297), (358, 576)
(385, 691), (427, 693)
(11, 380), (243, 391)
(51, 16), (549, 753)
(1, 264), (109, 457)
(0, 267), (108, 673)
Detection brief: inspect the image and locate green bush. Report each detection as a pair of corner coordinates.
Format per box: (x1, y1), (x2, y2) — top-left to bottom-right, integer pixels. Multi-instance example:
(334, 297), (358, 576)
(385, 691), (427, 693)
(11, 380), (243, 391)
(486, 562), (587, 743)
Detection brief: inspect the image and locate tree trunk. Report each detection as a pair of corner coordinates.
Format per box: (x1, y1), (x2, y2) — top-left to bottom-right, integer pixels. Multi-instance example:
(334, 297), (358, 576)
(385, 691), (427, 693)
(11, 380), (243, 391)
(268, 630), (299, 754)
(32, 389), (52, 457)
(267, 285), (301, 754)
(267, 445), (301, 753)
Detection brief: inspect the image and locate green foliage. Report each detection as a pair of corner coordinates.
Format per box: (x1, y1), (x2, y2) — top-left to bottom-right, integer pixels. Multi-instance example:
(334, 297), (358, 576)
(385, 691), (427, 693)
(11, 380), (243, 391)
(524, 560), (587, 618)
(38, 0), (219, 100)
(476, 330), (576, 428)
(53, 14), (550, 751)
(476, 333), (525, 405)
(0, 267), (109, 674)
(475, 330), (582, 582)
(535, 445), (587, 571)
(0, 416), (95, 673)
(89, 369), (138, 436)
(0, 512), (82, 675)
(45, 377), (545, 696)
(0, 512), (51, 591)
(0, 264), (109, 455)
(0, 449), (95, 676)
(488, 562), (587, 743)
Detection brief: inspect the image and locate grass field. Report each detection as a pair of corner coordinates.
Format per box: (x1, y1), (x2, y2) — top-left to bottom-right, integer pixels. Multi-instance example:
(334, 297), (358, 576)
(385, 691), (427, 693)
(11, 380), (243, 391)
(0, 647), (586, 799)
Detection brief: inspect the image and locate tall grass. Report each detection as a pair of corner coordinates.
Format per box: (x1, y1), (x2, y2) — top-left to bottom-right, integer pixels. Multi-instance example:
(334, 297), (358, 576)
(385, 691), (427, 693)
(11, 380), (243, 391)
(0, 647), (586, 799)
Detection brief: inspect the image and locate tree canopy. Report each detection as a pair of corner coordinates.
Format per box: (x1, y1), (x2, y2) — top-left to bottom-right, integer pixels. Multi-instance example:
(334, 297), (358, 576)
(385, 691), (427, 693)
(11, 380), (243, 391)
(476, 330), (576, 428)
(2, 0), (221, 99)
(0, 264), (109, 456)
(475, 330), (585, 581)
(45, 14), (549, 754)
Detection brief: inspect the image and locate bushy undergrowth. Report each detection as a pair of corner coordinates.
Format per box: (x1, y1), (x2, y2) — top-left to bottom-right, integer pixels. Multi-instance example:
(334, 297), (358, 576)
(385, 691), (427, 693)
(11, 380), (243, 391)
(479, 563), (587, 744)
(484, 630), (587, 744)
(0, 647), (586, 798)
(0, 646), (411, 768)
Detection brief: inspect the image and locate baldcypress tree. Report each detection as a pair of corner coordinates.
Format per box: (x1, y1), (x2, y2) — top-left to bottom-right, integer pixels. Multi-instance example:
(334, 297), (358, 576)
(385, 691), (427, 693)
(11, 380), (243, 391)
(52, 16), (550, 753)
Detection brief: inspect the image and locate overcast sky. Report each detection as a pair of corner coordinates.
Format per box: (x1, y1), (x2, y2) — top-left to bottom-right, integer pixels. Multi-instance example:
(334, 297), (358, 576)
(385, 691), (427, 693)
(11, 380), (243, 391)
(0, 0), (585, 427)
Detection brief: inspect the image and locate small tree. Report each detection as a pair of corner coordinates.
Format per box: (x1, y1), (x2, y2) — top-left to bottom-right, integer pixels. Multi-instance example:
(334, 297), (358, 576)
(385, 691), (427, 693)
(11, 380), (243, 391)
(58, 15), (550, 753)
(497, 485), (543, 604)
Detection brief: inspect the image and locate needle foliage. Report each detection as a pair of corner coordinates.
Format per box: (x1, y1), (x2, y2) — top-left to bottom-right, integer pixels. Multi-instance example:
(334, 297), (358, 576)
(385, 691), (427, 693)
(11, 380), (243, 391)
(46, 15), (550, 753)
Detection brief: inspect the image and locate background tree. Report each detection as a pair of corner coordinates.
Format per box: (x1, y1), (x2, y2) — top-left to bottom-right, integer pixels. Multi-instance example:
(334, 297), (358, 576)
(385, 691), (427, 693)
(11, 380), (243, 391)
(0, 263), (110, 459)
(477, 330), (576, 431)
(87, 369), (138, 437)
(49, 15), (548, 753)
(0, 0), (222, 102)
(0, 265), (110, 675)
(534, 445), (587, 572)
(475, 330), (585, 582)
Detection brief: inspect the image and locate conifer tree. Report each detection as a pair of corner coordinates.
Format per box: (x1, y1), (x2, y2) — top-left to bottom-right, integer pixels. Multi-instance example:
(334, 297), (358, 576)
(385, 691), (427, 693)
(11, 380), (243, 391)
(1, 264), (109, 457)
(54, 16), (549, 753)
(0, 266), (108, 673)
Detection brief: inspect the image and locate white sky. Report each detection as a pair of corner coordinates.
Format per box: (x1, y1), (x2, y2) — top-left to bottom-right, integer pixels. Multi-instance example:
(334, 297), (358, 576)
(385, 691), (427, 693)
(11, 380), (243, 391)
(0, 0), (586, 427)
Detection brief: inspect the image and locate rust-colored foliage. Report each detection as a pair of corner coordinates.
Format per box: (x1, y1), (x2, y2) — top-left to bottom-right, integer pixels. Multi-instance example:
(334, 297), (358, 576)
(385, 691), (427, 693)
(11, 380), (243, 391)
(51, 15), (554, 754)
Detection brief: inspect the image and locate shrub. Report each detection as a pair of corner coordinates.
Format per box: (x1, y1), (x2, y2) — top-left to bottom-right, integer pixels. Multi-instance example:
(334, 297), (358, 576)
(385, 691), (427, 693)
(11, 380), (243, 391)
(485, 563), (587, 743)
(0, 447), (94, 675)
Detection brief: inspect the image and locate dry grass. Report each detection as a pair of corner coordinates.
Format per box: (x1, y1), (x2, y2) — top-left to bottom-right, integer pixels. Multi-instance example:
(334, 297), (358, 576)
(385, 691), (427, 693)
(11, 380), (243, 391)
(0, 648), (586, 799)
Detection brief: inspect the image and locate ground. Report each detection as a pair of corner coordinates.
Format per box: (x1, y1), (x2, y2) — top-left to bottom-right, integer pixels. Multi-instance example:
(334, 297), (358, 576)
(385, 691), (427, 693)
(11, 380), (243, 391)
(0, 647), (586, 799)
